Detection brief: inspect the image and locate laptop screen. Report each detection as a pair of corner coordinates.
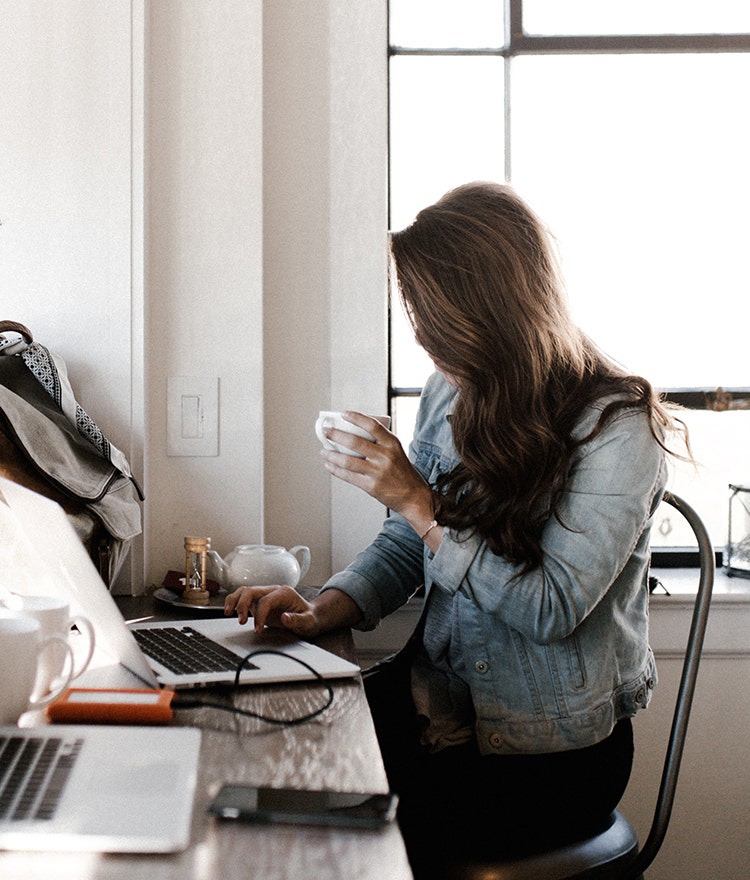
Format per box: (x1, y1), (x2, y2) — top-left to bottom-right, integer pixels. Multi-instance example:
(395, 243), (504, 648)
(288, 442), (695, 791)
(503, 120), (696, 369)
(0, 477), (157, 688)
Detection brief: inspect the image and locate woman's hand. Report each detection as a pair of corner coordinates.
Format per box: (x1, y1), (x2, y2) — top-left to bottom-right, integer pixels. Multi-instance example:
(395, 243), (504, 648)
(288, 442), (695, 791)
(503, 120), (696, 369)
(224, 585), (362, 637)
(224, 585), (317, 634)
(319, 412), (434, 525)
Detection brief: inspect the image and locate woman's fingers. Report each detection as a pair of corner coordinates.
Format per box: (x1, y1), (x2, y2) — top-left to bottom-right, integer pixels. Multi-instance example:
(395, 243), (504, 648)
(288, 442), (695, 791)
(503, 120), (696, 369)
(224, 585), (311, 631)
(319, 412), (393, 458)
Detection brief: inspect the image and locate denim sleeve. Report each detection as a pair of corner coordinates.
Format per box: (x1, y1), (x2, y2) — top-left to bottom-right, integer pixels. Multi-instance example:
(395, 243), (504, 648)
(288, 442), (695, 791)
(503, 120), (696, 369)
(318, 372), (451, 630)
(427, 408), (667, 644)
(319, 510), (425, 630)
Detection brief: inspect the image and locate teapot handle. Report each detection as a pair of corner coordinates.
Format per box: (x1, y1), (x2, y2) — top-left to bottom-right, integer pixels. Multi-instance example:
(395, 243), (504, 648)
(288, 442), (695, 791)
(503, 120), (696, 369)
(289, 546), (311, 581)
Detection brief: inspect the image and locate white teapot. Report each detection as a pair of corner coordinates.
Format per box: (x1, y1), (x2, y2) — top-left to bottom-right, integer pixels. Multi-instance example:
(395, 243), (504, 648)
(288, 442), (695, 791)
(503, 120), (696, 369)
(207, 544), (311, 590)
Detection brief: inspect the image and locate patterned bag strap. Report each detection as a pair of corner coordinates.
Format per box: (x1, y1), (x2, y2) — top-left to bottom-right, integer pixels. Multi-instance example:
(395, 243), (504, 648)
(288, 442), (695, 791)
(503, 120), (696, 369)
(0, 321), (144, 500)
(0, 321), (33, 355)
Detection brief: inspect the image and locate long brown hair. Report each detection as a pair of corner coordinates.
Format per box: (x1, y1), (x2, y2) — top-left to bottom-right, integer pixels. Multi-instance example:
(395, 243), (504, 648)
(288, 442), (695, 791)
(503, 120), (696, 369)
(390, 182), (683, 569)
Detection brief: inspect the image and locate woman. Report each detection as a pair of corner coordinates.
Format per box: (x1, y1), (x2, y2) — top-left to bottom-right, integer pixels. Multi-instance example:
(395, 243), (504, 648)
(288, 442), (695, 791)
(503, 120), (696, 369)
(225, 182), (686, 878)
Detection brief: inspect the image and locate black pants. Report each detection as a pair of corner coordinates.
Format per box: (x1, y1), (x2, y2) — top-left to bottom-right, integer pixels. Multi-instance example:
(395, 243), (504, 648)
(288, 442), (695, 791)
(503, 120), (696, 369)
(365, 659), (634, 880)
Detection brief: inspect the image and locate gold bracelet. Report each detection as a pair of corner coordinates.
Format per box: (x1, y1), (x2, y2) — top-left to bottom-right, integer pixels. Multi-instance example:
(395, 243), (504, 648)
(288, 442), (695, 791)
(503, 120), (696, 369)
(420, 519), (439, 541)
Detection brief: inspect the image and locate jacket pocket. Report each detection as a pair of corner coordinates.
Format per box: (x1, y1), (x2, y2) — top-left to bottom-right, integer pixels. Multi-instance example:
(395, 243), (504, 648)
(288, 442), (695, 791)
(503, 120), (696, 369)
(563, 633), (587, 691)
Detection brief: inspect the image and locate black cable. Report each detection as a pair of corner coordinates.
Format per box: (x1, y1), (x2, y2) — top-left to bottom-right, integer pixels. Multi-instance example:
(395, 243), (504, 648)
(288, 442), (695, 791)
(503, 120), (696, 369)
(173, 649), (335, 726)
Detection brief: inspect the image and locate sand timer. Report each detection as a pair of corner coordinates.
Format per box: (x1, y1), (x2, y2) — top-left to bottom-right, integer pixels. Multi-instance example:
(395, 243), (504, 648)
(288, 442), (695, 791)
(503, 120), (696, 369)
(183, 536), (211, 604)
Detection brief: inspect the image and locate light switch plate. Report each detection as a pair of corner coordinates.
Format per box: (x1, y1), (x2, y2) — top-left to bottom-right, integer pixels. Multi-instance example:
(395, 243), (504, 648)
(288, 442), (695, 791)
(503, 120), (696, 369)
(167, 376), (219, 456)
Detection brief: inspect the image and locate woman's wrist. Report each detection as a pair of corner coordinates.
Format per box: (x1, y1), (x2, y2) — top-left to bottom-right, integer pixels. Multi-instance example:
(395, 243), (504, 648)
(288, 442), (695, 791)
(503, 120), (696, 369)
(310, 587), (363, 632)
(420, 519), (439, 541)
(399, 488), (444, 548)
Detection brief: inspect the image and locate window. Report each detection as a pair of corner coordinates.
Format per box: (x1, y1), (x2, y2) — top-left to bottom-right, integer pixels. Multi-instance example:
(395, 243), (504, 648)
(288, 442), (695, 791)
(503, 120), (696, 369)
(389, 0), (750, 553)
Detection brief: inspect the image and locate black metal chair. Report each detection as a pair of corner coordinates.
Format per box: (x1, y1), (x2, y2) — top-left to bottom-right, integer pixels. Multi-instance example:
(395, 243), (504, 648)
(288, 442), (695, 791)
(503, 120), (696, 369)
(449, 492), (715, 880)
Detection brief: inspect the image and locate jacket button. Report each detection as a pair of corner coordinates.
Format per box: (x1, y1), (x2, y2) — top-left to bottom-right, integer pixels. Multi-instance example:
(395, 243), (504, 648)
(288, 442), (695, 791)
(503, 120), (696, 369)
(647, 677), (655, 689)
(489, 733), (503, 749)
(474, 660), (489, 674)
(635, 687), (646, 704)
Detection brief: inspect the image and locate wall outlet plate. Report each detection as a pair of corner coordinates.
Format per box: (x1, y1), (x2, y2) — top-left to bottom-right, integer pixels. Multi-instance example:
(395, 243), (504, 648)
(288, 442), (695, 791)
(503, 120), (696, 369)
(167, 376), (219, 456)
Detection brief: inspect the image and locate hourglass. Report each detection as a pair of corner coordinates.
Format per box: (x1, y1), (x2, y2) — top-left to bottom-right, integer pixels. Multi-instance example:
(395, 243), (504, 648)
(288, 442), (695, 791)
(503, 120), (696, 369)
(183, 536), (211, 604)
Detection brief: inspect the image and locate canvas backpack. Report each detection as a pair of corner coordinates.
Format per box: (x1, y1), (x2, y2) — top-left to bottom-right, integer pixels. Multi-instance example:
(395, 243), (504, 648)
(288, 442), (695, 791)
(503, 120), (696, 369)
(0, 321), (143, 588)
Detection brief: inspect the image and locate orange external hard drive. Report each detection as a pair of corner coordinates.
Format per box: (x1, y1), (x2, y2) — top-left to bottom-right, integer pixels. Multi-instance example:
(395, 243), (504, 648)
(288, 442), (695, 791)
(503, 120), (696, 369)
(47, 688), (176, 725)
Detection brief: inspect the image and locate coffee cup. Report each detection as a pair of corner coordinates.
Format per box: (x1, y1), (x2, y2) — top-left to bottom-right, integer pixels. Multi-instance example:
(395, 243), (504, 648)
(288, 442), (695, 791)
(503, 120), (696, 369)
(0, 616), (74, 725)
(315, 411), (391, 458)
(0, 594), (95, 698)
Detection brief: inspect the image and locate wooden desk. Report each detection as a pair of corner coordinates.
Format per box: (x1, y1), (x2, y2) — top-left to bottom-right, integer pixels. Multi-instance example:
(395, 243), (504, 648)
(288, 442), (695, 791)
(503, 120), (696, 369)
(1, 595), (413, 880)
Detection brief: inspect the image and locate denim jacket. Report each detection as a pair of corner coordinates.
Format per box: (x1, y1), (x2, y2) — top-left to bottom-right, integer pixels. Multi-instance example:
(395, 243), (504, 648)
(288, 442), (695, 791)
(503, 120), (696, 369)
(323, 371), (665, 755)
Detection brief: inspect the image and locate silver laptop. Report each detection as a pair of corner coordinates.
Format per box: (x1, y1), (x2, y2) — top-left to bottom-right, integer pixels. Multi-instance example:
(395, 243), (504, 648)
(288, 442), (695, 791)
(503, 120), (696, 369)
(0, 476), (359, 689)
(0, 724), (200, 852)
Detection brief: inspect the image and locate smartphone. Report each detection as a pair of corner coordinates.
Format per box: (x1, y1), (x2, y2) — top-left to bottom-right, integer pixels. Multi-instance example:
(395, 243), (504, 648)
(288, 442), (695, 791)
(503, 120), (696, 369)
(207, 783), (398, 829)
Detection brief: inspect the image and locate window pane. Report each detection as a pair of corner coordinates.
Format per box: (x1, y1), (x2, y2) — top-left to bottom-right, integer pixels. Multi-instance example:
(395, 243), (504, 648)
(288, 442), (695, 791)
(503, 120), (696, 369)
(652, 410), (750, 550)
(389, 0), (504, 48)
(392, 395), (421, 449)
(524, 0), (750, 36)
(391, 275), (435, 388)
(389, 54), (505, 397)
(511, 53), (750, 388)
(389, 55), (505, 230)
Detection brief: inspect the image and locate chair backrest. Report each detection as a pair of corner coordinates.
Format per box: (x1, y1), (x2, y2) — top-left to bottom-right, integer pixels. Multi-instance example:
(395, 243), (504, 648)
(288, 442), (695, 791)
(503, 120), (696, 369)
(626, 491), (715, 878)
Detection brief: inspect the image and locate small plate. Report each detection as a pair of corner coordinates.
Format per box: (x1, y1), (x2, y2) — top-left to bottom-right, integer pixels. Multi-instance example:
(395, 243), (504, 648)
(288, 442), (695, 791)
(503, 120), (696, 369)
(152, 586), (229, 615)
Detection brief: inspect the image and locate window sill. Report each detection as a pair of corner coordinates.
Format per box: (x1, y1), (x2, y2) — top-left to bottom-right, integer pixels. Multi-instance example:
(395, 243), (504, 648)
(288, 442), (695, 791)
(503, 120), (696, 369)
(650, 566), (750, 601)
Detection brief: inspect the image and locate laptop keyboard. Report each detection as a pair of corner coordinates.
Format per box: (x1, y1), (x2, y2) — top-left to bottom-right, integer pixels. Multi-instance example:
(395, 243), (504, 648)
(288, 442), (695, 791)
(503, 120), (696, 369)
(0, 734), (83, 821)
(132, 626), (257, 675)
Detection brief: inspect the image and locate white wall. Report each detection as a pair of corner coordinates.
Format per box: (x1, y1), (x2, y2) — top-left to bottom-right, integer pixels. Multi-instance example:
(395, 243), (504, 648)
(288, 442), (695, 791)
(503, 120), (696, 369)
(0, 0), (141, 589)
(622, 654), (750, 880)
(262, 0), (389, 583)
(146, 0), (265, 584)
(619, 583), (750, 880)
(1, 0), (388, 592)
(146, 0), (387, 588)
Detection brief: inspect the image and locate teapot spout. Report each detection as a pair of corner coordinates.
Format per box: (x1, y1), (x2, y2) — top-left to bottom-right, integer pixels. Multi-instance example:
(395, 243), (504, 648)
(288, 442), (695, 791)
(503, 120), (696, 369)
(206, 549), (228, 588)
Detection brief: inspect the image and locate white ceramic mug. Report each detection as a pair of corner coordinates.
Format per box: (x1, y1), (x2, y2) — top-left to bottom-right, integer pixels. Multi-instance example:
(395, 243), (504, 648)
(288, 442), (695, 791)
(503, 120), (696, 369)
(0, 616), (75, 724)
(0, 595), (95, 698)
(315, 411), (391, 458)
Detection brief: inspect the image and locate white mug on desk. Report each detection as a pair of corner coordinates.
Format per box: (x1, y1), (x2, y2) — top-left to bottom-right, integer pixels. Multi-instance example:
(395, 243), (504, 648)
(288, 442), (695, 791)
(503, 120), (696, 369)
(0, 594), (95, 699)
(315, 411), (391, 458)
(0, 617), (74, 724)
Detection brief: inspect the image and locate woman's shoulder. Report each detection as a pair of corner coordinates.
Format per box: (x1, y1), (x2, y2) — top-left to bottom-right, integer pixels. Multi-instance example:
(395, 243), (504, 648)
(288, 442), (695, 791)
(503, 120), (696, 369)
(418, 371), (457, 419)
(410, 372), (457, 452)
(573, 392), (657, 446)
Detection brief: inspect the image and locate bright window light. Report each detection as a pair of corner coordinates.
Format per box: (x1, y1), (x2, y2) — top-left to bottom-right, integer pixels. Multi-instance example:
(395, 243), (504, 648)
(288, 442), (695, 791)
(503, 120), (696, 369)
(388, 2), (750, 549)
